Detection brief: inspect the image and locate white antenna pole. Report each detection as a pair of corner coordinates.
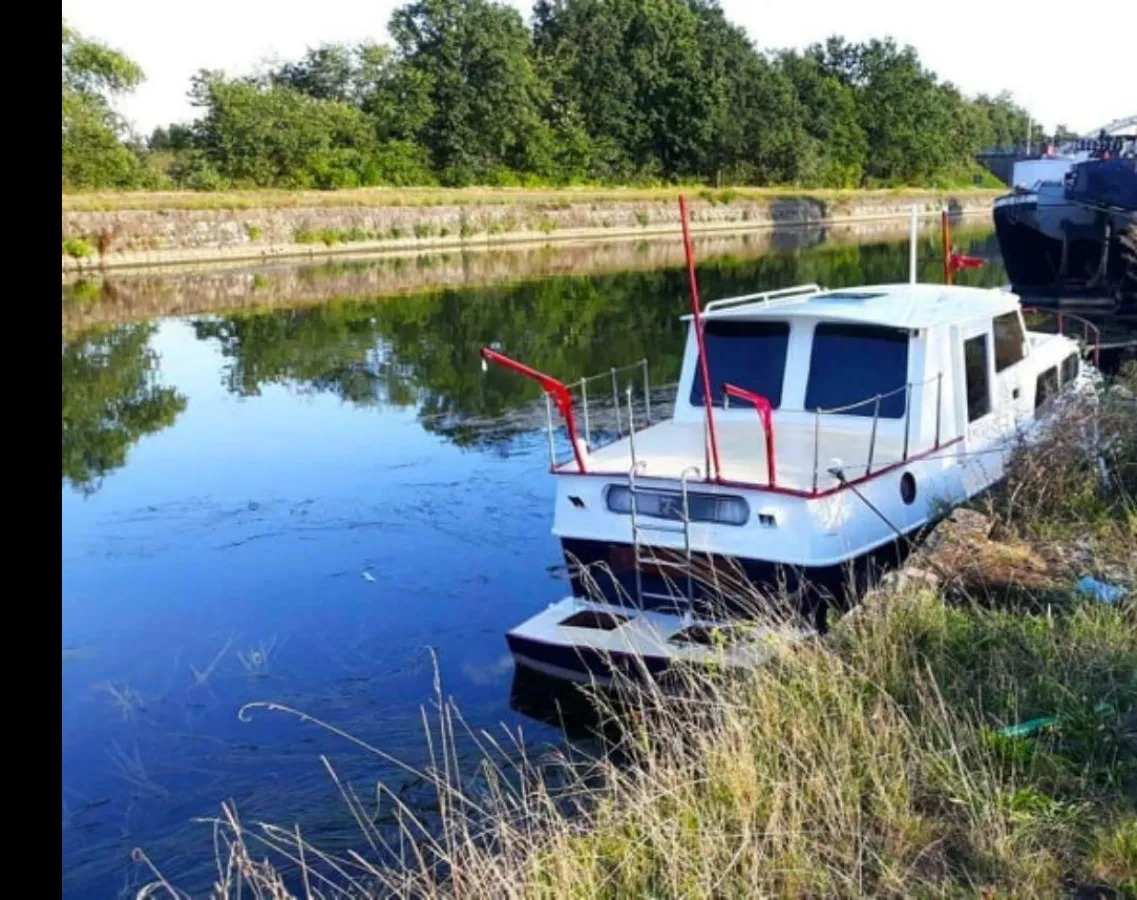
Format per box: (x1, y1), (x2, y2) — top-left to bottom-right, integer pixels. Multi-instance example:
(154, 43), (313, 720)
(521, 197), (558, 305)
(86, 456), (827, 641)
(1026, 117), (1032, 155)
(908, 205), (918, 284)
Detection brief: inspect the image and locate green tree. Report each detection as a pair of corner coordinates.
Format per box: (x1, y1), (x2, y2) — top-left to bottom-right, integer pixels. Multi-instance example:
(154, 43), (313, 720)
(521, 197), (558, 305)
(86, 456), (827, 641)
(389, 0), (554, 183)
(779, 50), (866, 186)
(809, 37), (961, 184)
(62, 21), (146, 189)
(61, 324), (187, 494)
(188, 70), (378, 187)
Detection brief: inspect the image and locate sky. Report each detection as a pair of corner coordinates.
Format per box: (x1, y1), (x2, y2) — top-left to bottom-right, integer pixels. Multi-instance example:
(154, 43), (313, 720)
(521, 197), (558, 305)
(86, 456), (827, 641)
(62, 0), (1135, 137)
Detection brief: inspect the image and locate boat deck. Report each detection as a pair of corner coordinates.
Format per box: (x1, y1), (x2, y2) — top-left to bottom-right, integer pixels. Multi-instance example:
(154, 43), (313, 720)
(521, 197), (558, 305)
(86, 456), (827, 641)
(561, 418), (916, 493)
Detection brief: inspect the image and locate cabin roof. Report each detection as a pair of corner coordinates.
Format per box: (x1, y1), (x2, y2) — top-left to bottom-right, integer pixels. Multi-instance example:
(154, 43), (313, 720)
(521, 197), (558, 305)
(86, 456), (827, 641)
(687, 284), (1020, 330)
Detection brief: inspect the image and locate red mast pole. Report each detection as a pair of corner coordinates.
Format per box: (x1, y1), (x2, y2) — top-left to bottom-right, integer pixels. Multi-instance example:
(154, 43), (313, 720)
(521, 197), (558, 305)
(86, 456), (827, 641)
(679, 195), (722, 482)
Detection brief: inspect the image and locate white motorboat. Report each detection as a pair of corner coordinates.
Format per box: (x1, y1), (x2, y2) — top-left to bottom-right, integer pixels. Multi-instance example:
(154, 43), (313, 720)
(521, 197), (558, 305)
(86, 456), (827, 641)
(484, 201), (1100, 685)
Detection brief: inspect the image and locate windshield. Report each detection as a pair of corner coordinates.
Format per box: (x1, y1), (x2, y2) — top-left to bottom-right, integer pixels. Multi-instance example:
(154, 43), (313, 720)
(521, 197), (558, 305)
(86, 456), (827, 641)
(805, 323), (910, 418)
(689, 320), (790, 408)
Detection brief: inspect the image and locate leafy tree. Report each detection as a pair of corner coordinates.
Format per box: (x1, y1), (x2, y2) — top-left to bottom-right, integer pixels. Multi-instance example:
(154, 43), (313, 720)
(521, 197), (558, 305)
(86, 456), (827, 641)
(779, 50), (866, 186)
(388, 0), (554, 184)
(189, 71), (377, 188)
(61, 324), (187, 494)
(62, 21), (146, 189)
(62, 5), (1042, 191)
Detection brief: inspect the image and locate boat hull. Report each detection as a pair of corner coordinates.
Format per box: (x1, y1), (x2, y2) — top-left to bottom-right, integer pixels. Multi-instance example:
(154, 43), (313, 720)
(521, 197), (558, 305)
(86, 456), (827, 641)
(559, 533), (916, 629)
(993, 193), (1135, 302)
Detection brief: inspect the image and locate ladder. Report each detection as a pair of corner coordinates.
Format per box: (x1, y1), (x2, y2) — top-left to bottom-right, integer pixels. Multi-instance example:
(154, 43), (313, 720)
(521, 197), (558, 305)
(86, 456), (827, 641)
(627, 462), (701, 614)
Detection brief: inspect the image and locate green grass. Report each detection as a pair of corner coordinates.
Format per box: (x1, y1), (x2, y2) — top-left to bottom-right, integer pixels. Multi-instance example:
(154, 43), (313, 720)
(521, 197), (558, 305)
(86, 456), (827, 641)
(61, 185), (1004, 213)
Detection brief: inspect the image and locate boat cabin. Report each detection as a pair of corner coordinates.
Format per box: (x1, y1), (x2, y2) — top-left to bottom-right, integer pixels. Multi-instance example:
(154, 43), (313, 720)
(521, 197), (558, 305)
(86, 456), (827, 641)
(562, 283), (1083, 496)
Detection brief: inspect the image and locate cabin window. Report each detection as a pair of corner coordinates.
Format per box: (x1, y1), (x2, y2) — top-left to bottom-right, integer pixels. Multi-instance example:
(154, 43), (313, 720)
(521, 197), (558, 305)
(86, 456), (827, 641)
(992, 312), (1026, 372)
(964, 334), (991, 422)
(606, 486), (749, 526)
(690, 320), (789, 408)
(1060, 352), (1079, 385)
(804, 323), (910, 418)
(1035, 366), (1059, 411)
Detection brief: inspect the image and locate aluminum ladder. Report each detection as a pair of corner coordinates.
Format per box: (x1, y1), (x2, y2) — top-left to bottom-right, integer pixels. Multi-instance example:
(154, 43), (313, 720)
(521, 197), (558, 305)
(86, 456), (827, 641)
(627, 461), (701, 613)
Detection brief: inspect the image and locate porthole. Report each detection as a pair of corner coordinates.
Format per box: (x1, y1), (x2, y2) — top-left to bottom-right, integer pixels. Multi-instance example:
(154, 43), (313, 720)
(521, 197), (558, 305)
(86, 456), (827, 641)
(900, 472), (917, 505)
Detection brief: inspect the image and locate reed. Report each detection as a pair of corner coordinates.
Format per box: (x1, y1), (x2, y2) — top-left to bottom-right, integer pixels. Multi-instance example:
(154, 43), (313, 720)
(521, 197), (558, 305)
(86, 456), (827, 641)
(136, 368), (1137, 899)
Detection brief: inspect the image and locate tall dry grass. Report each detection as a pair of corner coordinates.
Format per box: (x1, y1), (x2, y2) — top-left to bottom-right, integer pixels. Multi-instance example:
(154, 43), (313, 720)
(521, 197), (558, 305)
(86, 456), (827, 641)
(135, 369), (1137, 899)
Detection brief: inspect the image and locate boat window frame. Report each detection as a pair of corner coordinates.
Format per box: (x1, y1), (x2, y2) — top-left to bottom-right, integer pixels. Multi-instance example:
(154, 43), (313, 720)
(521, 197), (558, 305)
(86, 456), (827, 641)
(802, 321), (911, 419)
(1034, 365), (1059, 412)
(688, 318), (791, 410)
(963, 332), (992, 423)
(992, 311), (1027, 373)
(1060, 352), (1079, 386)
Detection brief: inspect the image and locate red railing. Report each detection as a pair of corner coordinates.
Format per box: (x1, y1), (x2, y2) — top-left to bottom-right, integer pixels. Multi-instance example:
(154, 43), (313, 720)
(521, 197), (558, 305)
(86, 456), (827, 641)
(479, 347), (588, 473)
(722, 383), (777, 488)
(1022, 307), (1102, 368)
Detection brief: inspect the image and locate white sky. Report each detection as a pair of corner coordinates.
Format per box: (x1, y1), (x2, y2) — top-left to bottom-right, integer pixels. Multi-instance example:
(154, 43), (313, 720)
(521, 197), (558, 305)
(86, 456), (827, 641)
(62, 0), (1135, 137)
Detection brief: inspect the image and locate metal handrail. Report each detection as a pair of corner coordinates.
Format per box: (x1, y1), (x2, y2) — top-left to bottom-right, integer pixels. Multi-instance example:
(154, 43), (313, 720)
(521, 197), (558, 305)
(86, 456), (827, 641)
(1022, 306), (1102, 368)
(808, 372), (946, 493)
(703, 283), (821, 313)
(722, 383), (777, 487)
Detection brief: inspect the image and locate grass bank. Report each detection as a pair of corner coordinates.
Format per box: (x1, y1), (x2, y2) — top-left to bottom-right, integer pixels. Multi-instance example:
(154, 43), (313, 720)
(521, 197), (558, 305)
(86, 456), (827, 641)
(62, 186), (1002, 214)
(138, 367), (1137, 899)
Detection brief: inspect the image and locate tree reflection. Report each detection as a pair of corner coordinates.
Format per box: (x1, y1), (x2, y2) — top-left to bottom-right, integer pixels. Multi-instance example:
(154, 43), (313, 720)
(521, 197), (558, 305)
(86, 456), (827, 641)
(190, 233), (1007, 445)
(61, 324), (187, 494)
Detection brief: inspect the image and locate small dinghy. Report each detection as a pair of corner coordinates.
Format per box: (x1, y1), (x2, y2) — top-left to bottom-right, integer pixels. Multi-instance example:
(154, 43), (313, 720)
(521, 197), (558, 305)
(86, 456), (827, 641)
(484, 199), (1100, 685)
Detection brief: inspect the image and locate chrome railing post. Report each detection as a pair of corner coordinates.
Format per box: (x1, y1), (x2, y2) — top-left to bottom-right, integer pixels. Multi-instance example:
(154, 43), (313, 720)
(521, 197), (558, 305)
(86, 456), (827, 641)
(580, 377), (591, 448)
(626, 387), (637, 467)
(934, 373), (943, 449)
(866, 394), (881, 475)
(902, 382), (912, 461)
(641, 358), (652, 424)
(628, 461), (646, 607)
(610, 367), (622, 436)
(544, 393), (556, 465)
(679, 465), (700, 607)
(811, 408), (822, 494)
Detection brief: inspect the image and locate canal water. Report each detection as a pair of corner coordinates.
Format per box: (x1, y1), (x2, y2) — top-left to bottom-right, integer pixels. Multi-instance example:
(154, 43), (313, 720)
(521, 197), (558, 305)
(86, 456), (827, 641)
(62, 228), (1009, 896)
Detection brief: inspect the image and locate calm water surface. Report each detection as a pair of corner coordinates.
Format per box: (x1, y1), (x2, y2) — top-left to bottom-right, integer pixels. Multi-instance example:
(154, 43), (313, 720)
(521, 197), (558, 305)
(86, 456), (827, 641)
(61, 229), (1007, 896)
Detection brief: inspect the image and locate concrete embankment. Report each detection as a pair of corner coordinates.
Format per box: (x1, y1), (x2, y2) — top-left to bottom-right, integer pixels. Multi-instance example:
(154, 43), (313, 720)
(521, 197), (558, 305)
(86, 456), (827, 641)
(61, 188), (999, 273)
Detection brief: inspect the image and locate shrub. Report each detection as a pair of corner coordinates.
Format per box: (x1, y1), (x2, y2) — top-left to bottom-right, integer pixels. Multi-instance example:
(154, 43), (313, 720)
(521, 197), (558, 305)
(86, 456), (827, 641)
(635, 211), (650, 227)
(62, 238), (93, 259)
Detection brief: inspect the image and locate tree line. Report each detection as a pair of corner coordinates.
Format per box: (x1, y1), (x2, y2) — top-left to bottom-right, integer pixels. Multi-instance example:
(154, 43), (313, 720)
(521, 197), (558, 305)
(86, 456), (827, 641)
(63, 0), (1063, 193)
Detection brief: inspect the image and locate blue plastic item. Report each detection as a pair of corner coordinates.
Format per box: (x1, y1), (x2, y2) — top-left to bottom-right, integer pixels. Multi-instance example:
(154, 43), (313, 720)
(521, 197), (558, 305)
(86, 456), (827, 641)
(1075, 576), (1128, 604)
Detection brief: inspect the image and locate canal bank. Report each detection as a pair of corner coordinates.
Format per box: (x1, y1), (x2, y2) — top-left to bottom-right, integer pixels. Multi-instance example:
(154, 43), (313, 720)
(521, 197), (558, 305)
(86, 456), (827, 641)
(61, 187), (999, 273)
(61, 221), (1002, 334)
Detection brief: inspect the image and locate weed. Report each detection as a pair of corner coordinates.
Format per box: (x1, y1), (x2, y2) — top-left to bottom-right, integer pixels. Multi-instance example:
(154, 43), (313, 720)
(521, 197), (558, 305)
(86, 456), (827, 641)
(62, 237), (93, 259)
(635, 211), (650, 227)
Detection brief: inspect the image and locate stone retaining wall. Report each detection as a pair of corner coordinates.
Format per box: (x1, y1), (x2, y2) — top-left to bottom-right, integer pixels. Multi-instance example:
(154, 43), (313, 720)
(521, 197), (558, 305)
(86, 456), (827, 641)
(62, 191), (996, 272)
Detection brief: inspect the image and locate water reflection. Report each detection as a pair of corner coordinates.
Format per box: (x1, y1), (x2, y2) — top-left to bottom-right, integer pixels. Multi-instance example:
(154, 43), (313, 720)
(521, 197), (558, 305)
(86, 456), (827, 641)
(191, 231), (1008, 444)
(61, 324), (187, 495)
